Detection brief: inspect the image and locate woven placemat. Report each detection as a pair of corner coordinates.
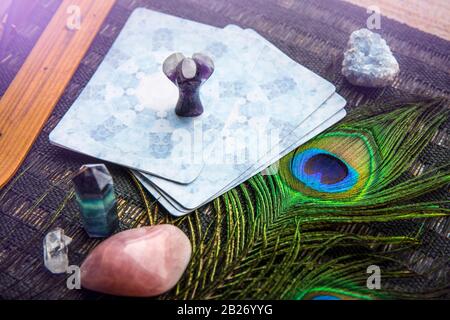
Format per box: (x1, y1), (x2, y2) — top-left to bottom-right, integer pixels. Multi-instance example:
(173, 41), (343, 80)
(0, 0), (449, 299)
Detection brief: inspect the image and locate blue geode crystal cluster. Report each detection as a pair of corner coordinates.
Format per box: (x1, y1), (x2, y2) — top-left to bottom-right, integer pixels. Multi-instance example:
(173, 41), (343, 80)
(72, 164), (118, 237)
(341, 28), (399, 87)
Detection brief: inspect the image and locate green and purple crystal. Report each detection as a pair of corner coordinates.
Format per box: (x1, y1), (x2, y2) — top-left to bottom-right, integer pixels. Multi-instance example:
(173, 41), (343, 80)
(72, 164), (118, 238)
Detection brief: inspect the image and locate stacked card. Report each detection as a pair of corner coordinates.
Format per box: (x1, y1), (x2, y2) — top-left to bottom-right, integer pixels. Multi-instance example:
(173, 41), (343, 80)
(50, 8), (346, 216)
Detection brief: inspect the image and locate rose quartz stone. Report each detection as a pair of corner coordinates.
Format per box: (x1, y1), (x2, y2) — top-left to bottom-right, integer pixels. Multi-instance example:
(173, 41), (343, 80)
(80, 224), (191, 297)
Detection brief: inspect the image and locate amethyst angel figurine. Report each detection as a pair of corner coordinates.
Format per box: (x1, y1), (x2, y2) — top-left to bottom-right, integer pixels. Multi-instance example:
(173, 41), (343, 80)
(162, 52), (215, 117)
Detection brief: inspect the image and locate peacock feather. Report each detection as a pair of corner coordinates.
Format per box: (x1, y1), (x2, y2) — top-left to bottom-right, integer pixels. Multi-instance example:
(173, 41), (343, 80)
(154, 97), (448, 300)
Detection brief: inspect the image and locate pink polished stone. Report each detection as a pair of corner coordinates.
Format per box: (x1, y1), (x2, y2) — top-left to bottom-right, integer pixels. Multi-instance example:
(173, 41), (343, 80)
(80, 224), (191, 297)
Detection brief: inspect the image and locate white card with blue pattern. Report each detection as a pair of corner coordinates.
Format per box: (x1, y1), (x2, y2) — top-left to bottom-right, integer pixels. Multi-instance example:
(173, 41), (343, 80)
(50, 9), (267, 183)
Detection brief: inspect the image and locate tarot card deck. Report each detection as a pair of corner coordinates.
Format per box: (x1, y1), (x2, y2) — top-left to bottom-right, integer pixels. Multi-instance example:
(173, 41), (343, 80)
(50, 8), (347, 216)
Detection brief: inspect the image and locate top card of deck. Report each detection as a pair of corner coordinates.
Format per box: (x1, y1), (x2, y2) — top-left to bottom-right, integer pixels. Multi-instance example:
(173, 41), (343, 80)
(50, 8), (265, 184)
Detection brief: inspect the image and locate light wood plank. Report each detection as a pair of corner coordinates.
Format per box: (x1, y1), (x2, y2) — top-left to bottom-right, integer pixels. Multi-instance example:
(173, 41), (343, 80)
(344, 0), (450, 41)
(0, 0), (116, 188)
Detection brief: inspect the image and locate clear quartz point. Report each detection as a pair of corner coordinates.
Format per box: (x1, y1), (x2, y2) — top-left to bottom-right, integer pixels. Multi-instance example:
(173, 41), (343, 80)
(43, 227), (72, 274)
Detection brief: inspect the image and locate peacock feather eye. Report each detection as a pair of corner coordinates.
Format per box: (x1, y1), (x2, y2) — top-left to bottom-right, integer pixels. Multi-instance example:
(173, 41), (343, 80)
(280, 130), (377, 201)
(290, 149), (358, 193)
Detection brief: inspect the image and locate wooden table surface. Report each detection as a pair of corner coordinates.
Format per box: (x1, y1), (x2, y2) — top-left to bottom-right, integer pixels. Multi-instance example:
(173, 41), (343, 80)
(345, 0), (450, 41)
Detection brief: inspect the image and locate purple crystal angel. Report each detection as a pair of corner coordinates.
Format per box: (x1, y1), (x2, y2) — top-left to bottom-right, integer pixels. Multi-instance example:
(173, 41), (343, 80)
(163, 52), (214, 117)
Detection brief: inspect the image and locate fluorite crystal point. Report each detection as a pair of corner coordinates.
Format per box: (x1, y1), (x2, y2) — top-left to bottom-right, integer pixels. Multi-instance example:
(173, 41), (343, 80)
(43, 227), (72, 274)
(162, 52), (215, 117)
(72, 164), (118, 238)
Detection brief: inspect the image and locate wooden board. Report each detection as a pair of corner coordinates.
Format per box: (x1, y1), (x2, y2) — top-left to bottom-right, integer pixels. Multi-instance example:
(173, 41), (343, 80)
(0, 0), (116, 188)
(344, 0), (450, 41)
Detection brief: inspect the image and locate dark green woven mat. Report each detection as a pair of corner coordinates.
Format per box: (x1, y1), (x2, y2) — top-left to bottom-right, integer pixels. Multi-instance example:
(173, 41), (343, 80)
(0, 0), (449, 299)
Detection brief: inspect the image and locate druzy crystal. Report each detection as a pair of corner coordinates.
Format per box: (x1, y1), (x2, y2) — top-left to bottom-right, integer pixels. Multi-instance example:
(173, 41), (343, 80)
(163, 52), (215, 117)
(72, 164), (118, 238)
(43, 227), (72, 274)
(342, 28), (399, 87)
